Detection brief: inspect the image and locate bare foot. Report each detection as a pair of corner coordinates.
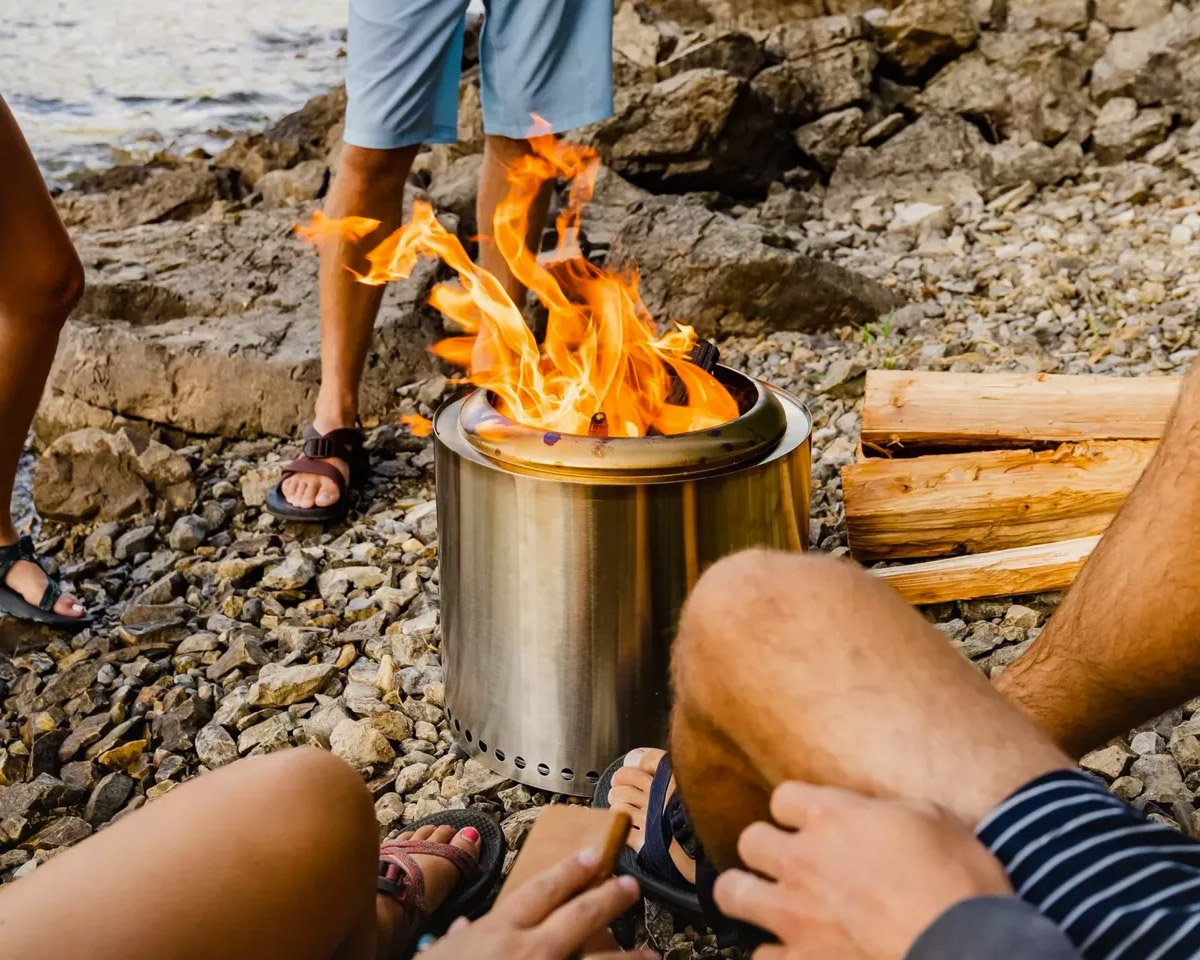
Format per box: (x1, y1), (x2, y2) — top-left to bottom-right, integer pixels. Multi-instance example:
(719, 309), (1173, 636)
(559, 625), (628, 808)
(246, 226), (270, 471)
(607, 747), (697, 884)
(379, 823), (482, 958)
(280, 416), (352, 510)
(0, 536), (85, 619)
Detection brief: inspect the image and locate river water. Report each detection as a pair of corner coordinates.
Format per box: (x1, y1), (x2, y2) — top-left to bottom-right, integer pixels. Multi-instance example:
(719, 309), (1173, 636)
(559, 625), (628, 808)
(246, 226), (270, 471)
(0, 0), (349, 186)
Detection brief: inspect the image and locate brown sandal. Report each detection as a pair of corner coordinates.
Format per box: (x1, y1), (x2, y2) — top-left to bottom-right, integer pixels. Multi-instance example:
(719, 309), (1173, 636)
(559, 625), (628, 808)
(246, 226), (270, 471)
(376, 810), (505, 937)
(264, 425), (369, 523)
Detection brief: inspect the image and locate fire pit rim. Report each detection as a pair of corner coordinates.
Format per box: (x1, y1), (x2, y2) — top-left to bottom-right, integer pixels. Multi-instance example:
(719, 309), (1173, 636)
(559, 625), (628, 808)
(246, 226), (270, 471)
(435, 366), (811, 483)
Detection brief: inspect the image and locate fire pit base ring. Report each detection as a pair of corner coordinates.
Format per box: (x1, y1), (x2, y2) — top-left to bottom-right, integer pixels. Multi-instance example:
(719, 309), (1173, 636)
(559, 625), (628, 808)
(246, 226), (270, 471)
(435, 368), (812, 799)
(445, 706), (604, 793)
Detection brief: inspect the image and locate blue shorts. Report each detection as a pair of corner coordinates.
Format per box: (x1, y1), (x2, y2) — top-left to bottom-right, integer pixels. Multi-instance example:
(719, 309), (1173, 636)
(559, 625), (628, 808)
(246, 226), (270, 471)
(344, 0), (614, 148)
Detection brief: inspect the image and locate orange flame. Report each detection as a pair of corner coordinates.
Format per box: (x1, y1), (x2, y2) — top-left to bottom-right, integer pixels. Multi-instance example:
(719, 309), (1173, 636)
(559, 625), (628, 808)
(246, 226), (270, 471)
(400, 413), (433, 437)
(300, 134), (738, 437)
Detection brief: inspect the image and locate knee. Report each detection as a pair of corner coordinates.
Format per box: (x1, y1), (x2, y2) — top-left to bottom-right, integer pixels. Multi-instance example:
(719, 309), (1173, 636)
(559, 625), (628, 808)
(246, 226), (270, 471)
(336, 144), (417, 185)
(673, 550), (872, 693)
(20, 249), (84, 329)
(269, 748), (377, 865)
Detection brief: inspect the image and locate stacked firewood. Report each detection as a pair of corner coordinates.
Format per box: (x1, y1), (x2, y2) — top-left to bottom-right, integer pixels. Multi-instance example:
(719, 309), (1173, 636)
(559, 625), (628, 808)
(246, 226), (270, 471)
(842, 371), (1182, 604)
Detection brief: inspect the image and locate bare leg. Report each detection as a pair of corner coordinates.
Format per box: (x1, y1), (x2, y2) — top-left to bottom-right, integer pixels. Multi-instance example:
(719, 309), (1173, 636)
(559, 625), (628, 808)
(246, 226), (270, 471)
(282, 144), (419, 511)
(476, 134), (554, 307)
(997, 357), (1200, 757)
(0, 96), (86, 617)
(664, 551), (1069, 871)
(0, 749), (478, 960)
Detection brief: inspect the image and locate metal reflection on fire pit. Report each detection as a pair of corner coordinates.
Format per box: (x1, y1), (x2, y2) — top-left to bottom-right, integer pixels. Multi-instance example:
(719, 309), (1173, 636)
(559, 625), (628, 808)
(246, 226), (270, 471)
(434, 365), (812, 797)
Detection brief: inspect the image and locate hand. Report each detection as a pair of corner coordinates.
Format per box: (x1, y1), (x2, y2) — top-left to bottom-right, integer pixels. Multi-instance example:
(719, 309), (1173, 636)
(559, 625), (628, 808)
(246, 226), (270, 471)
(421, 848), (659, 960)
(713, 782), (1013, 960)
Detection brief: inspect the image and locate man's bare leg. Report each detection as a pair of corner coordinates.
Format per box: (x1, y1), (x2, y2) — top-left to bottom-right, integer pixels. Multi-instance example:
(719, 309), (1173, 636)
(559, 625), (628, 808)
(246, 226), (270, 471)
(282, 144), (419, 511)
(996, 357), (1200, 757)
(476, 134), (554, 307)
(0, 97), (86, 617)
(611, 551), (1070, 873)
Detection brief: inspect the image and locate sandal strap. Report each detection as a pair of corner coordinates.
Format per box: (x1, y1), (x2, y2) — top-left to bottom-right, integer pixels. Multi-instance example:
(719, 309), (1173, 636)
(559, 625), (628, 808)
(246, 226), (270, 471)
(38, 577), (62, 613)
(636, 754), (694, 890)
(378, 850), (429, 940)
(279, 456), (349, 493)
(299, 425), (364, 463)
(380, 838), (484, 883)
(0, 535), (37, 581)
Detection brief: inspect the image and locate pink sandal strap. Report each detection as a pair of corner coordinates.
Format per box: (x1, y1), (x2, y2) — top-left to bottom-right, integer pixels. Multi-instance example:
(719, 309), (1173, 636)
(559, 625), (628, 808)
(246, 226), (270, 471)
(378, 851), (428, 940)
(381, 839), (484, 882)
(376, 838), (483, 936)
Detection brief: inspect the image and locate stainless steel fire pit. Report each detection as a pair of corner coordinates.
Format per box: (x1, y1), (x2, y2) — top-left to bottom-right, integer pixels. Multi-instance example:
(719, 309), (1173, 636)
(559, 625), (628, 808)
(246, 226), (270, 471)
(434, 366), (811, 797)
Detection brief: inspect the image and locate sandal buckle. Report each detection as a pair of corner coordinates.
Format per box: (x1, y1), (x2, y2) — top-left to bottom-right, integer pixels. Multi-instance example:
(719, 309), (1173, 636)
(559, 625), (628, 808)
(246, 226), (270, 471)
(303, 437), (338, 460)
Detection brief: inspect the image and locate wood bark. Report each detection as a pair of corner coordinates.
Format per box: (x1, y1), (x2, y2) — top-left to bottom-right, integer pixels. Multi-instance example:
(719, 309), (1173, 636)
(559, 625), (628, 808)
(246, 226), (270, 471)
(861, 370), (1180, 454)
(873, 536), (1099, 605)
(842, 440), (1155, 560)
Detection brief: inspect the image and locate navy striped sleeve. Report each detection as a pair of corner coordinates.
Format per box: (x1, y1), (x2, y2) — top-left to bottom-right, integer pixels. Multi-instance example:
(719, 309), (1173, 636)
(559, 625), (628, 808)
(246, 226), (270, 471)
(906, 897), (1081, 960)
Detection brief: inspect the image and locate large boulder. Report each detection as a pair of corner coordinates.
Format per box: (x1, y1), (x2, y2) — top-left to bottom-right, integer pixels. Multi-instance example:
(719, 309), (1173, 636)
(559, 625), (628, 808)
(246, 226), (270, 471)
(33, 428), (195, 522)
(831, 112), (988, 199)
(917, 27), (1102, 143)
(609, 197), (902, 338)
(40, 206), (442, 440)
(1006, 0), (1089, 33)
(56, 160), (235, 231)
(215, 86), (346, 188)
(877, 0), (979, 79)
(1091, 7), (1200, 120)
(764, 15), (878, 114)
(1094, 0), (1171, 31)
(652, 0), (826, 29)
(580, 68), (791, 195)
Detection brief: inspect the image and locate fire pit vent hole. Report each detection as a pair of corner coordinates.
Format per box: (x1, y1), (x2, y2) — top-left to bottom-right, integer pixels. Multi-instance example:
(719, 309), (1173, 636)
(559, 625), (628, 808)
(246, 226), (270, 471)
(586, 771), (600, 785)
(561, 769), (574, 781)
(537, 763), (551, 777)
(478, 740), (488, 752)
(454, 719), (461, 732)
(514, 756), (526, 769)
(464, 730), (473, 743)
(495, 749), (506, 761)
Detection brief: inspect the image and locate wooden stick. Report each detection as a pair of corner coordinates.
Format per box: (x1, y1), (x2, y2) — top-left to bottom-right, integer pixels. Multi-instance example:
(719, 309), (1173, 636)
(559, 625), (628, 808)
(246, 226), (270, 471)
(873, 536), (1099, 605)
(861, 370), (1180, 453)
(842, 440), (1155, 560)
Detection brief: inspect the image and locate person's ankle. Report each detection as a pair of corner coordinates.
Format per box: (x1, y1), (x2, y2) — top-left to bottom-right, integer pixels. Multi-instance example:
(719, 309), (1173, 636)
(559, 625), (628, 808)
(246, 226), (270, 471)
(313, 396), (359, 434)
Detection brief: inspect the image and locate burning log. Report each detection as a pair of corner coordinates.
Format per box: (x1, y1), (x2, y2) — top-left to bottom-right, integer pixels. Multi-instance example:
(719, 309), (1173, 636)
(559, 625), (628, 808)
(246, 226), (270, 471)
(664, 339), (720, 407)
(861, 370), (1181, 454)
(842, 440), (1155, 561)
(873, 536), (1099, 605)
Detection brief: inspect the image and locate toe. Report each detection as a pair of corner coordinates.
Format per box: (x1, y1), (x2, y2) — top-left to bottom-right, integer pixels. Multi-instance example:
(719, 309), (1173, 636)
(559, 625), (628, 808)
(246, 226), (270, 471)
(450, 825), (482, 863)
(296, 478), (320, 510)
(314, 478), (340, 508)
(634, 747), (668, 777)
(396, 830), (414, 842)
(412, 824), (437, 841)
(53, 591), (86, 619)
(612, 765), (653, 792)
(428, 825), (457, 845)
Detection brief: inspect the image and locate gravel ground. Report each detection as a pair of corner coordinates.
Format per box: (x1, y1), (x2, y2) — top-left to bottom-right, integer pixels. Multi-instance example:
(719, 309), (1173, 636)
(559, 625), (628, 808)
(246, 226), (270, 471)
(4, 146), (1200, 957)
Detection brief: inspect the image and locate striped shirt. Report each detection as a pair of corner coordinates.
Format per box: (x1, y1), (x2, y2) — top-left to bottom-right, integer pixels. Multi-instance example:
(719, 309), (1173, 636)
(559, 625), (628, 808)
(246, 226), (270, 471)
(978, 769), (1200, 960)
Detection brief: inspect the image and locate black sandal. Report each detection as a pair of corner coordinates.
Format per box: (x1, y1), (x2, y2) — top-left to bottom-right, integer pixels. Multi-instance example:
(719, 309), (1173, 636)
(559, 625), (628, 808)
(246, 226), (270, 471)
(377, 808), (506, 938)
(594, 752), (772, 949)
(264, 425), (370, 523)
(0, 535), (92, 630)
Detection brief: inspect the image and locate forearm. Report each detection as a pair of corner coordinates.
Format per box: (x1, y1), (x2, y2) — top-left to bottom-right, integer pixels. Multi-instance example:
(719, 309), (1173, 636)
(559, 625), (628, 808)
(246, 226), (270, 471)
(997, 358), (1200, 756)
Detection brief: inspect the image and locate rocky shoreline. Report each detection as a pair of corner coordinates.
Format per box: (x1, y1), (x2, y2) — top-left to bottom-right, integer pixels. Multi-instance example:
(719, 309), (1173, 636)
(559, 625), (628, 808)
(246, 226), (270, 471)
(6, 0), (1200, 955)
